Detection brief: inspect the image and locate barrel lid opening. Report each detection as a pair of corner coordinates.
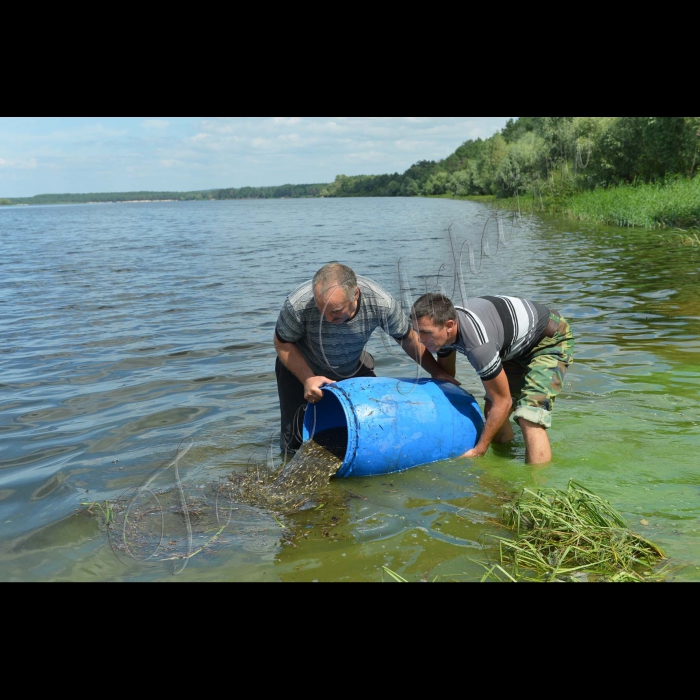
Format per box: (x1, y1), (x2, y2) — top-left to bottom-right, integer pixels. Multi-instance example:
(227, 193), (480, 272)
(303, 388), (355, 474)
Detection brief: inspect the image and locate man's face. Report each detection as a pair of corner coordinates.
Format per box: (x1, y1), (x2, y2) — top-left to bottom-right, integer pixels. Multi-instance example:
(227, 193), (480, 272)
(315, 284), (359, 324)
(414, 317), (455, 353)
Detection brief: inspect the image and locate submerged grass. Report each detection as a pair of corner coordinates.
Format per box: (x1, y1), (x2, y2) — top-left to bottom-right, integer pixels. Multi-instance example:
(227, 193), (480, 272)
(664, 228), (700, 246)
(485, 481), (668, 583)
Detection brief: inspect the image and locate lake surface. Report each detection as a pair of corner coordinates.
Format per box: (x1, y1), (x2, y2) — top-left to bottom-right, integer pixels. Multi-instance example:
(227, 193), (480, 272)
(1, 197), (699, 582)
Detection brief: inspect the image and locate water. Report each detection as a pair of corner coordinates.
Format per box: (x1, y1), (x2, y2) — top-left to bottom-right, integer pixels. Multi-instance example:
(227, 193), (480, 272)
(1, 198), (699, 582)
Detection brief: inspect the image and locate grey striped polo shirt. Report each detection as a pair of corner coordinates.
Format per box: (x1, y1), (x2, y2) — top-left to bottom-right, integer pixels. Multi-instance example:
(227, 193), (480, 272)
(437, 296), (550, 381)
(276, 276), (411, 378)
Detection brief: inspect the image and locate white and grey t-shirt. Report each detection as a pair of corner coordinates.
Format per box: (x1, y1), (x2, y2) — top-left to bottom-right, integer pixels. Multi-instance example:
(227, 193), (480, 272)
(276, 276), (411, 378)
(437, 296), (551, 381)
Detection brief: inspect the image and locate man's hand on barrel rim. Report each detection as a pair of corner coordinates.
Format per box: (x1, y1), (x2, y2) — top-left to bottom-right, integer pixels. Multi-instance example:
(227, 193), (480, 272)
(304, 376), (335, 403)
(431, 370), (461, 386)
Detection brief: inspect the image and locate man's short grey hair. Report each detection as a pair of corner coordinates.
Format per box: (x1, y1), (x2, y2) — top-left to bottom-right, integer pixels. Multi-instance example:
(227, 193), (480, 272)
(313, 263), (358, 301)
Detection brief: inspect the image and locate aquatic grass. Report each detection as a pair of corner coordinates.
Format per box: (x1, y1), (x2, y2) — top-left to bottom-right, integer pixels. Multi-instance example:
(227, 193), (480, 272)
(486, 481), (667, 583)
(665, 228), (700, 246)
(379, 482), (668, 583)
(81, 500), (113, 528)
(488, 177), (700, 231)
(382, 566), (409, 583)
(561, 177), (700, 229)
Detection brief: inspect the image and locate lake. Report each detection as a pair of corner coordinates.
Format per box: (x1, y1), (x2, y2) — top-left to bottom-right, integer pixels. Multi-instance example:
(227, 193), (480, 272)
(1, 197), (699, 582)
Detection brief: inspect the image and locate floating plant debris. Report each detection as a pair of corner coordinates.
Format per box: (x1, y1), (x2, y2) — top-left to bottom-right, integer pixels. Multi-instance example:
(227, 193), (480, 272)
(482, 481), (668, 583)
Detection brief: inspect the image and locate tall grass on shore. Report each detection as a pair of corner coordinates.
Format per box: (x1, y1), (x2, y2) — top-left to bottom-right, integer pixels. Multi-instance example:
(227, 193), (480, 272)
(562, 177), (700, 229)
(480, 176), (700, 231)
(482, 481), (668, 583)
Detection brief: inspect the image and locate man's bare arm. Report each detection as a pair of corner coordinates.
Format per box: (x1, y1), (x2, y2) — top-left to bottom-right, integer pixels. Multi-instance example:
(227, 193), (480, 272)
(464, 369), (511, 458)
(274, 334), (335, 402)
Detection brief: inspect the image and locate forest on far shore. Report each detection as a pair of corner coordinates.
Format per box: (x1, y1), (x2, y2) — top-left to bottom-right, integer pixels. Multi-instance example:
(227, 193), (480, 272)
(0, 183), (327, 206)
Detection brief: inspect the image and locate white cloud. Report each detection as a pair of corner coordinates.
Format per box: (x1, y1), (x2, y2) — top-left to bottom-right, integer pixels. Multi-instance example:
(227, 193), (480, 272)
(348, 150), (385, 162)
(395, 140), (430, 151)
(0, 157), (37, 169)
(143, 119), (170, 129)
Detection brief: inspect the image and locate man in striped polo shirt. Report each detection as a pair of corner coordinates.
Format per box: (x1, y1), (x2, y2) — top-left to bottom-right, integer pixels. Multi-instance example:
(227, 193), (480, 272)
(411, 293), (575, 464)
(275, 263), (458, 454)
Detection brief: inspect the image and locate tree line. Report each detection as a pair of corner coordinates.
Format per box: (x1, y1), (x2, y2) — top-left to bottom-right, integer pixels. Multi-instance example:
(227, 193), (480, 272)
(2, 191), (214, 205)
(323, 117), (700, 200)
(1, 184), (328, 206)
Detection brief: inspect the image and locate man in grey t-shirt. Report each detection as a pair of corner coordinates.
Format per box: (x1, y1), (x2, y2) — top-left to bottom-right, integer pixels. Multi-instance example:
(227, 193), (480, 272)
(274, 263), (457, 453)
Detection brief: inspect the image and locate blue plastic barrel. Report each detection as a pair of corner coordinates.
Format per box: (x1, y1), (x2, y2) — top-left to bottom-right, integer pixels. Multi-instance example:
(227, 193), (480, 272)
(302, 377), (485, 478)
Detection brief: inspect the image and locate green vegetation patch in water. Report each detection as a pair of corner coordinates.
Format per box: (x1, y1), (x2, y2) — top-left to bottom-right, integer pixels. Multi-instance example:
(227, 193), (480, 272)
(484, 481), (668, 583)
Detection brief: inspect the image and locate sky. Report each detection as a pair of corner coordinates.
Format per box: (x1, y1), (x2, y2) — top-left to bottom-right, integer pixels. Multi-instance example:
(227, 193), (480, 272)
(0, 117), (516, 198)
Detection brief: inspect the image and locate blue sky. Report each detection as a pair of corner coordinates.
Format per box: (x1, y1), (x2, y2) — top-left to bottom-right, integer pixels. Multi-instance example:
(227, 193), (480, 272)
(0, 117), (515, 198)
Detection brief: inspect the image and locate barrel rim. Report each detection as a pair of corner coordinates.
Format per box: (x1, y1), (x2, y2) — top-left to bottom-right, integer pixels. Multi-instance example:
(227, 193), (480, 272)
(321, 383), (359, 478)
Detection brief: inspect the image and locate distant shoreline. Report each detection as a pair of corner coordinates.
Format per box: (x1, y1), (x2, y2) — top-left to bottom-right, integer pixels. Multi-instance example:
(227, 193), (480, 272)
(1, 198), (191, 207)
(0, 183), (329, 207)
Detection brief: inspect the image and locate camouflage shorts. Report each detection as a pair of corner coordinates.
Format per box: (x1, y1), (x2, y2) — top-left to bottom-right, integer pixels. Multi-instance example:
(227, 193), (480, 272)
(500, 312), (575, 429)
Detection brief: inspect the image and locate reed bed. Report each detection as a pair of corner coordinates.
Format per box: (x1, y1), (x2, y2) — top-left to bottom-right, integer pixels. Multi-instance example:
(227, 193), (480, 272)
(484, 481), (667, 583)
(490, 177), (700, 231)
(561, 177), (700, 230)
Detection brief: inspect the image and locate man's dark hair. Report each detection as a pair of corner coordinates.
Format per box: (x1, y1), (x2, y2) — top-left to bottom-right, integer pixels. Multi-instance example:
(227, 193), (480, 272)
(411, 293), (457, 326)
